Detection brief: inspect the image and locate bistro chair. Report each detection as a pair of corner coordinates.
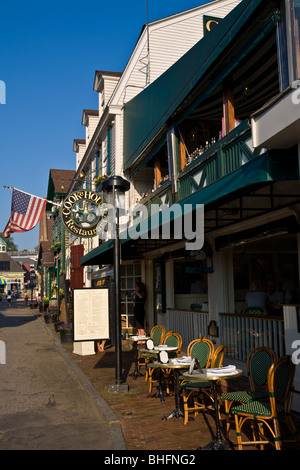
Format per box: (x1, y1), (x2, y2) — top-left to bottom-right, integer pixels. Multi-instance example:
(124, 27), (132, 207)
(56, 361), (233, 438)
(137, 325), (166, 377)
(147, 331), (182, 395)
(221, 346), (277, 438)
(231, 356), (298, 450)
(179, 337), (215, 425)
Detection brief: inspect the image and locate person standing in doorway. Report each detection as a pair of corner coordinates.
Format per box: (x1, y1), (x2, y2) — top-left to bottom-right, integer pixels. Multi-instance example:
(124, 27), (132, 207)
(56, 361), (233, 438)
(132, 282), (146, 337)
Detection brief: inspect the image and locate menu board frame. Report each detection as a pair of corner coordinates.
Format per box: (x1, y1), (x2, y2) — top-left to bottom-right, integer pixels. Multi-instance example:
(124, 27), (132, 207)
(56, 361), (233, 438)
(73, 288), (109, 341)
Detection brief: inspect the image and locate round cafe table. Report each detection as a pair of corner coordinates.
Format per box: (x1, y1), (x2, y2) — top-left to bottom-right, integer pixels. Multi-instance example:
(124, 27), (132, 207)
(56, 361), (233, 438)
(127, 335), (150, 380)
(139, 346), (179, 400)
(152, 358), (191, 419)
(183, 367), (243, 450)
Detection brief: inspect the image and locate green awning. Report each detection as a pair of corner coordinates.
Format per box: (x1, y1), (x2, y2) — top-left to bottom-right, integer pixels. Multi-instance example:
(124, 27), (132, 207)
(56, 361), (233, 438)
(81, 152), (298, 266)
(123, 0), (275, 172)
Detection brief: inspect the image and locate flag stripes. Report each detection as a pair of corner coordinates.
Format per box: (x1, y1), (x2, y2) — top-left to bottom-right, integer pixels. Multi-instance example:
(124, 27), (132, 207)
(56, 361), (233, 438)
(3, 189), (47, 238)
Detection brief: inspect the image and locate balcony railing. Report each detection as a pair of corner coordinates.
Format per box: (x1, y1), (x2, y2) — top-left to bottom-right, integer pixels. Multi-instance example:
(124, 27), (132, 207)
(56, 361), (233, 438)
(220, 312), (285, 362)
(157, 309), (285, 363)
(177, 120), (262, 202)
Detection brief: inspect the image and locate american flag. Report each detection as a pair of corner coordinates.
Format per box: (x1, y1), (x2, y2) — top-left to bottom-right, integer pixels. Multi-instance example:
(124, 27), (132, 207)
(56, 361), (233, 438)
(3, 189), (47, 238)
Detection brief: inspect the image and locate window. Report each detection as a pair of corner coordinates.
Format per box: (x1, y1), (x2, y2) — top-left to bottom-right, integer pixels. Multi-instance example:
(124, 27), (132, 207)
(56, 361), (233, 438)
(278, 0), (300, 88)
(0, 261), (9, 271)
(106, 128), (111, 175)
(120, 263), (141, 329)
(292, 0), (300, 78)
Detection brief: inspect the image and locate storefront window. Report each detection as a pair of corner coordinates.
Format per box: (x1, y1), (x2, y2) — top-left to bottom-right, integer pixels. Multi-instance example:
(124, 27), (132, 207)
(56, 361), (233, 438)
(173, 258), (208, 310)
(120, 263), (141, 329)
(278, 0), (300, 89)
(293, 0), (300, 78)
(233, 235), (299, 314)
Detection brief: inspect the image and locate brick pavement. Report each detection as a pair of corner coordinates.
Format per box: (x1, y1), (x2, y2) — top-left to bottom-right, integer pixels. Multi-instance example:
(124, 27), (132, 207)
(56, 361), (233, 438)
(52, 328), (300, 451)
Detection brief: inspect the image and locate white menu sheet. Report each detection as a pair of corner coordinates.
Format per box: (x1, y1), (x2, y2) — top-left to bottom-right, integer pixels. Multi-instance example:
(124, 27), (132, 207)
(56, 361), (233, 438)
(73, 288), (109, 341)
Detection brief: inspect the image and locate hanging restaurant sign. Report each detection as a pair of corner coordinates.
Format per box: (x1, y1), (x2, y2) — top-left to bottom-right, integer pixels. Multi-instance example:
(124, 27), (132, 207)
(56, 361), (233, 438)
(61, 190), (102, 238)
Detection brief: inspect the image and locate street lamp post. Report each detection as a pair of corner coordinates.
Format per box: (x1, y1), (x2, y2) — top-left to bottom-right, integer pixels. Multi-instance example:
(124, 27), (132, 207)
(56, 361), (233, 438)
(101, 175), (130, 393)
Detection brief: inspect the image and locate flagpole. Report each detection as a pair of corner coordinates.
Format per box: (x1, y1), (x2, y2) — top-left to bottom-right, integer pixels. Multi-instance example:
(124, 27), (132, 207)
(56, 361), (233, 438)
(3, 185), (61, 207)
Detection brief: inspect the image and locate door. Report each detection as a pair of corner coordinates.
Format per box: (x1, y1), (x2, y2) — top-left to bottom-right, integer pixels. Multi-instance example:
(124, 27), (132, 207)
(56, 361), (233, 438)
(71, 245), (84, 289)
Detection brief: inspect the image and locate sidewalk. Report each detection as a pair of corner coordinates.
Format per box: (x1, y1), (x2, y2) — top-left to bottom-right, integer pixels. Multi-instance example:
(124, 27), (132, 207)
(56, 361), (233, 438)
(41, 309), (300, 451)
(0, 300), (125, 450)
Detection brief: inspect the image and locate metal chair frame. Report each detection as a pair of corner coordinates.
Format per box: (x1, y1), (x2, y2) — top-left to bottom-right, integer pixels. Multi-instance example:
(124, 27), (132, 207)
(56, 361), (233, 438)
(222, 346), (277, 438)
(180, 337), (215, 425)
(232, 356), (298, 450)
(147, 331), (182, 395)
(137, 325), (166, 376)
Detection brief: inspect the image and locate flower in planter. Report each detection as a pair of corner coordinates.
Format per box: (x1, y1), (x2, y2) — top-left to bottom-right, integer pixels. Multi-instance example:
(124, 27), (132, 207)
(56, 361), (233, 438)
(44, 308), (58, 316)
(58, 322), (73, 331)
(93, 174), (108, 187)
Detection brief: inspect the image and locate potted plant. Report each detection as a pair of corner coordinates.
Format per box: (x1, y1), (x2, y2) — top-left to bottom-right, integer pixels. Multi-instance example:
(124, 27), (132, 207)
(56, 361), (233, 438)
(59, 322), (73, 343)
(93, 174), (108, 187)
(43, 296), (49, 311)
(43, 306), (58, 324)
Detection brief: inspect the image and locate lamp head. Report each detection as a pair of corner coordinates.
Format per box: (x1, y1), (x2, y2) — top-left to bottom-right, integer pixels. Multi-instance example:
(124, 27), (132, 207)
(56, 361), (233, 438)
(101, 175), (130, 195)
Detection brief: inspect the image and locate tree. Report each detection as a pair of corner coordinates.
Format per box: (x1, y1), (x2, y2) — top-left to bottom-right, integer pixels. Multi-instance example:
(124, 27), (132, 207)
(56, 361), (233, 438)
(0, 233), (18, 251)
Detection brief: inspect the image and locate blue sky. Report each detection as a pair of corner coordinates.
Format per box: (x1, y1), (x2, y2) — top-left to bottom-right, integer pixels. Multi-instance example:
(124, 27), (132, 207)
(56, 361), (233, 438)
(0, 0), (209, 250)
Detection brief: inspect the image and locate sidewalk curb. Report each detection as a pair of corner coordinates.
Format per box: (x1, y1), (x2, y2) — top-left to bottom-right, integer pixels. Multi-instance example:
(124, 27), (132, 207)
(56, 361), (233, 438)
(33, 310), (127, 450)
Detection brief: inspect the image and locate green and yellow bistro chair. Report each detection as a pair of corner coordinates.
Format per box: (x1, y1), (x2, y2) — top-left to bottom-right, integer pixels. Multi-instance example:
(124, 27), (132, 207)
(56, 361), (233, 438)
(221, 346), (277, 438)
(147, 331), (182, 395)
(137, 324), (165, 377)
(231, 356), (298, 450)
(179, 337), (215, 425)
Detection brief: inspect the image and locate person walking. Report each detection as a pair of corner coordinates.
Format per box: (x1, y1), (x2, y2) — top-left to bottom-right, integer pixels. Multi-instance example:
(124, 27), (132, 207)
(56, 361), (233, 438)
(6, 290), (12, 307)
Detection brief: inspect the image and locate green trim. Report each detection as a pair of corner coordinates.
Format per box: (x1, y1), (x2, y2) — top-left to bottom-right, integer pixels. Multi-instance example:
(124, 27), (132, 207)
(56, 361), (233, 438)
(81, 151), (298, 267)
(123, 0), (279, 172)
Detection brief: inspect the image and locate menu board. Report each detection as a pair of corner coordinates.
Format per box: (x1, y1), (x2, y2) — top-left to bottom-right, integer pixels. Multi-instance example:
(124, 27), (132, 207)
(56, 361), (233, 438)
(73, 288), (109, 341)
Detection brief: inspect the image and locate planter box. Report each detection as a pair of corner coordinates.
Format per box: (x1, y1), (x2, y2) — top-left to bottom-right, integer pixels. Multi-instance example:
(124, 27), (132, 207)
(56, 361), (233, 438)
(54, 321), (64, 332)
(44, 314), (58, 324)
(60, 329), (73, 343)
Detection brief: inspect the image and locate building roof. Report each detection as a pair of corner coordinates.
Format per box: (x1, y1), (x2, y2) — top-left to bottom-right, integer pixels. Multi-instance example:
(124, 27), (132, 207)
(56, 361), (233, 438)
(46, 169), (76, 206)
(0, 235), (7, 246)
(123, 0), (272, 171)
(0, 252), (25, 273)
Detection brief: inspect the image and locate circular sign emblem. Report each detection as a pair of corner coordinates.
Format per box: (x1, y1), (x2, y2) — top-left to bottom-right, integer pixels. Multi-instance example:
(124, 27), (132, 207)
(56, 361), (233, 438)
(62, 190), (103, 238)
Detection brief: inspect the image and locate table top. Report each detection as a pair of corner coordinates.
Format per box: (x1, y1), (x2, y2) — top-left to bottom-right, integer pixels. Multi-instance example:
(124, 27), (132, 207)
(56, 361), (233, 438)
(153, 359), (192, 369)
(182, 367), (243, 381)
(140, 345), (178, 353)
(127, 335), (150, 342)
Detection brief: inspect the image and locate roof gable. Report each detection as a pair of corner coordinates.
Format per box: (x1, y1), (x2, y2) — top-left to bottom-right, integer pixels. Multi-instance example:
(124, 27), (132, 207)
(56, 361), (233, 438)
(123, 0), (272, 170)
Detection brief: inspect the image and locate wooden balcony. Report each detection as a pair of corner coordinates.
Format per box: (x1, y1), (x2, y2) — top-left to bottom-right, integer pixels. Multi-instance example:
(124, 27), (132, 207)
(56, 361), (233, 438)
(177, 120), (263, 202)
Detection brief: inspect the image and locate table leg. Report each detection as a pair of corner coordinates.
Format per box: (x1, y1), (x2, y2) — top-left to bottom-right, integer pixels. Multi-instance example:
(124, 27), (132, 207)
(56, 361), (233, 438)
(129, 342), (143, 380)
(198, 381), (232, 450)
(162, 369), (184, 420)
(148, 367), (170, 401)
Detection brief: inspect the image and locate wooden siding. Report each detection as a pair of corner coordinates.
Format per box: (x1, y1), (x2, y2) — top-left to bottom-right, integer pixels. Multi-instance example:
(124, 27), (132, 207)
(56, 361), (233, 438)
(85, 116), (99, 148)
(75, 144), (86, 170)
(114, 0), (242, 106)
